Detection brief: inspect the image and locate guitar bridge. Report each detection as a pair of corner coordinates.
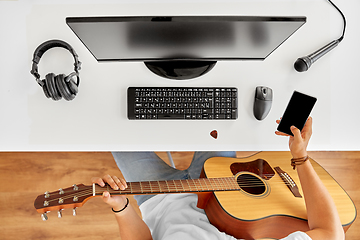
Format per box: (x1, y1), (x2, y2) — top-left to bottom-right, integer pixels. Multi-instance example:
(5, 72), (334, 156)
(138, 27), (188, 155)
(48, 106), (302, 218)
(274, 166), (302, 198)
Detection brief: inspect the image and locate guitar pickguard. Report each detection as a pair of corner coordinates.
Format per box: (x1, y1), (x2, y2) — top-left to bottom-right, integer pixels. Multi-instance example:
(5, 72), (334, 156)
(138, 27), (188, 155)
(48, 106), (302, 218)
(230, 159), (275, 180)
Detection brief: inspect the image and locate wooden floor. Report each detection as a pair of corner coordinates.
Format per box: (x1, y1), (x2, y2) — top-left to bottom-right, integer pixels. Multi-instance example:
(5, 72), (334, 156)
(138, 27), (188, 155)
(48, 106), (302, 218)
(0, 151), (358, 240)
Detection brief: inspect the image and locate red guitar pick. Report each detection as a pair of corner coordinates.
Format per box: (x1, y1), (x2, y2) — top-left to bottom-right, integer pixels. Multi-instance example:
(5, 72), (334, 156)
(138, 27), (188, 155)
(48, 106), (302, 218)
(210, 130), (218, 139)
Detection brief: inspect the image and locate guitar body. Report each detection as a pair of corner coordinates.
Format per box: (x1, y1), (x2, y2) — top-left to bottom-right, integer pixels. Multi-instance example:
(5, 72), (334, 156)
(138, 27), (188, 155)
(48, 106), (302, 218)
(197, 152), (356, 240)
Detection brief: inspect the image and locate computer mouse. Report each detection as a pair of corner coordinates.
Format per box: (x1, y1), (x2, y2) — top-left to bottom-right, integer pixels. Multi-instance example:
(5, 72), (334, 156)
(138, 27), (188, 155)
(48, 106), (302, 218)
(253, 86), (273, 121)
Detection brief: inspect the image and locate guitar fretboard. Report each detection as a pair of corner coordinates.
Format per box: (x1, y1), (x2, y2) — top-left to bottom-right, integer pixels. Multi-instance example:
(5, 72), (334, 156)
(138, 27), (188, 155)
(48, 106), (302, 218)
(93, 177), (240, 196)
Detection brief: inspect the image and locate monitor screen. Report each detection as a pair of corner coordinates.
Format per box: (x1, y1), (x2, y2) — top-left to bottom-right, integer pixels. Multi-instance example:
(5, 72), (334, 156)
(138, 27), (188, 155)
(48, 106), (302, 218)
(66, 16), (306, 62)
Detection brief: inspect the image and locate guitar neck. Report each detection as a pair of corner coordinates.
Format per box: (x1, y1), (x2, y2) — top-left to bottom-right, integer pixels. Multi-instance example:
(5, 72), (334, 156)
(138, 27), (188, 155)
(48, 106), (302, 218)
(93, 177), (240, 196)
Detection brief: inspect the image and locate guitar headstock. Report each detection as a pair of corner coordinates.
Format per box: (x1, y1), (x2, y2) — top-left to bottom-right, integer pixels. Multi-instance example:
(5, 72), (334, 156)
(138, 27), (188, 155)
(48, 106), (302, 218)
(34, 184), (94, 221)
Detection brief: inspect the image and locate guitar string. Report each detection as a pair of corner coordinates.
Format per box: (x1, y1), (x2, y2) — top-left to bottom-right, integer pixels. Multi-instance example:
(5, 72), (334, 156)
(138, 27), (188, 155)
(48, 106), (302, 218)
(44, 184), (241, 204)
(65, 176), (289, 195)
(45, 183), (295, 206)
(44, 178), (296, 204)
(44, 181), (239, 203)
(44, 182), (293, 207)
(57, 179), (288, 197)
(47, 175), (281, 196)
(49, 176), (293, 198)
(46, 176), (295, 201)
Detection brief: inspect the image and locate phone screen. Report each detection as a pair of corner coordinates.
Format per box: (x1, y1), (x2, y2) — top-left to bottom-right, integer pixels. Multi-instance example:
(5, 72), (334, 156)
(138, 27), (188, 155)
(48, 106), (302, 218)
(277, 91), (317, 136)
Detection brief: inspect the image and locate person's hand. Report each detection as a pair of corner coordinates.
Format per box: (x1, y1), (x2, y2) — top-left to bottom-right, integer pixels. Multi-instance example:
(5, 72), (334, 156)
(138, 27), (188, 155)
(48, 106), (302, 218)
(91, 174), (128, 211)
(275, 117), (313, 158)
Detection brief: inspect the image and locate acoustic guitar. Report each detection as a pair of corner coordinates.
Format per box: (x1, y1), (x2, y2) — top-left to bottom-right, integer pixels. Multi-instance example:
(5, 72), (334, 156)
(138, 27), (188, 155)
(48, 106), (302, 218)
(34, 152), (356, 240)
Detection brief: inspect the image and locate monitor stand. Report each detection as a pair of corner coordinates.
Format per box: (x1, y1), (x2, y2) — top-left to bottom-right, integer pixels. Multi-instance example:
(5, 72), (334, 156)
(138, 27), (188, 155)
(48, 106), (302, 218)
(144, 60), (217, 80)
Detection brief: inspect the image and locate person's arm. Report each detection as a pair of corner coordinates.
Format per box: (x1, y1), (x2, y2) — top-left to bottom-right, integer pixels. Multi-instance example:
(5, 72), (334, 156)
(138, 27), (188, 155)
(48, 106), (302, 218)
(275, 117), (344, 240)
(91, 175), (153, 240)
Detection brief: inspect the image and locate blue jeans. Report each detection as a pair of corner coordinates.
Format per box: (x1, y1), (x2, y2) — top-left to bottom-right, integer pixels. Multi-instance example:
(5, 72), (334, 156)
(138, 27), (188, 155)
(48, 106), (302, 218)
(112, 151), (236, 206)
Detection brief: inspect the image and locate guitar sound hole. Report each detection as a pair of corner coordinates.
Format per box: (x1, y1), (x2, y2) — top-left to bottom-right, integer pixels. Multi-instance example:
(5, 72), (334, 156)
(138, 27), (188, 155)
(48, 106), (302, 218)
(237, 173), (266, 195)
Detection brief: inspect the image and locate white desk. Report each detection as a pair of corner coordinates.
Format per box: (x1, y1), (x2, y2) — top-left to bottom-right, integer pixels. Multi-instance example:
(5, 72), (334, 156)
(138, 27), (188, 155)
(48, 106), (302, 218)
(0, 0), (359, 151)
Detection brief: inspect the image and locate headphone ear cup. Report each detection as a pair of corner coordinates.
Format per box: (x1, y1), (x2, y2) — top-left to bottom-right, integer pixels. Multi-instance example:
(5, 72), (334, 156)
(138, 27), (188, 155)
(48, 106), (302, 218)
(67, 78), (78, 95)
(64, 72), (79, 95)
(40, 79), (51, 99)
(55, 74), (75, 101)
(45, 73), (62, 101)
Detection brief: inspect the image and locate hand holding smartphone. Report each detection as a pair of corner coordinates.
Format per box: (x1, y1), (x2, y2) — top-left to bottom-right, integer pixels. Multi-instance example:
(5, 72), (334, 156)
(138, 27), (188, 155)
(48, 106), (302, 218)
(277, 91), (317, 136)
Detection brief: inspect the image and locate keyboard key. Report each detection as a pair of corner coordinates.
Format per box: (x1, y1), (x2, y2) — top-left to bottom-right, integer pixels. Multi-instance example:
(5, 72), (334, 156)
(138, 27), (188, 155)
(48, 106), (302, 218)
(158, 114), (185, 119)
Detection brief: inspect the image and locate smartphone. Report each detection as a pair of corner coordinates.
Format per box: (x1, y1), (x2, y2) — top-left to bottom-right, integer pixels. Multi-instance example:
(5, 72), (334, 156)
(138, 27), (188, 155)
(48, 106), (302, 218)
(277, 91), (317, 136)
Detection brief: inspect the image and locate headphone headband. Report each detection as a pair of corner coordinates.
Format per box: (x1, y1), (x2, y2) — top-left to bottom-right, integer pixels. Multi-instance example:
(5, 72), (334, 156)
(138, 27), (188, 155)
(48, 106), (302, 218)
(30, 39), (81, 86)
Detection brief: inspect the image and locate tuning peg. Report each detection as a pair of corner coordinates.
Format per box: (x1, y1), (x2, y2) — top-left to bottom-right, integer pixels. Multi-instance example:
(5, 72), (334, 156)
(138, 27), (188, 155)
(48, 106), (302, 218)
(73, 184), (79, 190)
(57, 209), (63, 218)
(59, 188), (64, 195)
(72, 208), (77, 216)
(44, 191), (50, 198)
(41, 212), (48, 221)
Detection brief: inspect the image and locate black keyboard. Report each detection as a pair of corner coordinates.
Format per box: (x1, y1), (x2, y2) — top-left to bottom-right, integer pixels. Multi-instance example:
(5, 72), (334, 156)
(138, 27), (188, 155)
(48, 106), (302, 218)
(127, 87), (238, 120)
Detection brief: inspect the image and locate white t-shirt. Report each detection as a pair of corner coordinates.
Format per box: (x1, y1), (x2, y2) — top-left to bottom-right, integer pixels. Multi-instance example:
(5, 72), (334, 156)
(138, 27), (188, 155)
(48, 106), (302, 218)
(140, 194), (312, 240)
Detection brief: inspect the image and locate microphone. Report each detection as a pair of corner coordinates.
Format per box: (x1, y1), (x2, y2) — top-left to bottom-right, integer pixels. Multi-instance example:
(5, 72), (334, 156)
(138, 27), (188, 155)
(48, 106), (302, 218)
(294, 0), (346, 72)
(294, 40), (339, 72)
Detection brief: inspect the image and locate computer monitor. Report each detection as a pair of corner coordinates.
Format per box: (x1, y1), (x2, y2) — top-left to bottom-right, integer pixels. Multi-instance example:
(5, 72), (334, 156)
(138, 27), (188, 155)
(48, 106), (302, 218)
(66, 16), (306, 80)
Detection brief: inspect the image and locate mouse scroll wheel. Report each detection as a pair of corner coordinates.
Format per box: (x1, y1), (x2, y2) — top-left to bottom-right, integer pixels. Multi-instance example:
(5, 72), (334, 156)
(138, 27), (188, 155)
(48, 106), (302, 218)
(262, 88), (267, 95)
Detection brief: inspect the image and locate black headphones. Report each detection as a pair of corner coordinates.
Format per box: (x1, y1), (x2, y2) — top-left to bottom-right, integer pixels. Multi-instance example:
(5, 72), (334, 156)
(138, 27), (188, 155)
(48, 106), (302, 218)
(30, 39), (82, 101)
